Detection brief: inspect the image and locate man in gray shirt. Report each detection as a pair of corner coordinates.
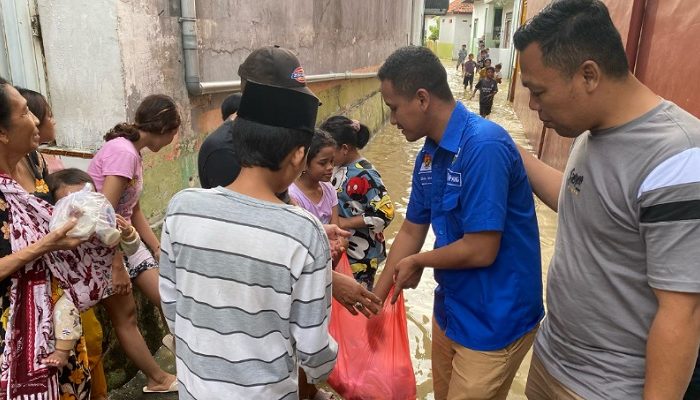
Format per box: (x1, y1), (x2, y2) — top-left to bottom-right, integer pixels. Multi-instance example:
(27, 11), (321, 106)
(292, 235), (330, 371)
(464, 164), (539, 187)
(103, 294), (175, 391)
(514, 0), (700, 399)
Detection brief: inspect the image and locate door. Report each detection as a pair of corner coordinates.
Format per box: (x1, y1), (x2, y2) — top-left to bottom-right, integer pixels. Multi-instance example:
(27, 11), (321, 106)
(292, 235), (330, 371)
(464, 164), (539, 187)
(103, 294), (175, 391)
(0, 0), (48, 93)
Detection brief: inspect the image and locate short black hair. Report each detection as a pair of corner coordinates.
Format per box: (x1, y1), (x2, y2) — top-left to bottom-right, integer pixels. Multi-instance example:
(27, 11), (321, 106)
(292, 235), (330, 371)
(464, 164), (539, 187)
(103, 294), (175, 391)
(46, 168), (94, 201)
(378, 46), (453, 102)
(513, 0), (629, 78)
(221, 93), (242, 120)
(231, 117), (312, 171)
(0, 77), (12, 130)
(307, 129), (336, 163)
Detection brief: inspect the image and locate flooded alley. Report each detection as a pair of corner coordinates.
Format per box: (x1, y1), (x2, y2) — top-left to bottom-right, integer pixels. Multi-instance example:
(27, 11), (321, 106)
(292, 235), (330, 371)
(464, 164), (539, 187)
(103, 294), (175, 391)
(110, 63), (557, 400)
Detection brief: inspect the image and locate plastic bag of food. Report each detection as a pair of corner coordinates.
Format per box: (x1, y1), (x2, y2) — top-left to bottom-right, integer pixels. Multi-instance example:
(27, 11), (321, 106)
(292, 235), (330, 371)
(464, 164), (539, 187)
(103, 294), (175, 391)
(328, 253), (417, 400)
(49, 183), (120, 247)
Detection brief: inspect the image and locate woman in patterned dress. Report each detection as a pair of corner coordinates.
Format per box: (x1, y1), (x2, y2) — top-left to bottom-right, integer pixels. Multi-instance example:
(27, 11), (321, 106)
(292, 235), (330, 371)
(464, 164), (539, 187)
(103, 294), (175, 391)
(0, 78), (105, 400)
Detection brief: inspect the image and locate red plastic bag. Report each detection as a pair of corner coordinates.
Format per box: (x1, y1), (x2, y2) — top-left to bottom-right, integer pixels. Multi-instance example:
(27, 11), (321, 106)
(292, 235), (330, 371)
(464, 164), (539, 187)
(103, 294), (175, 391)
(328, 253), (417, 400)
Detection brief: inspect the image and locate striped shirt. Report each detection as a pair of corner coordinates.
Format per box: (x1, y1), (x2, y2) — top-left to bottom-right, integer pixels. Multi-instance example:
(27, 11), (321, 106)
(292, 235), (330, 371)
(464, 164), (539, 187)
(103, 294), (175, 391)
(159, 187), (337, 400)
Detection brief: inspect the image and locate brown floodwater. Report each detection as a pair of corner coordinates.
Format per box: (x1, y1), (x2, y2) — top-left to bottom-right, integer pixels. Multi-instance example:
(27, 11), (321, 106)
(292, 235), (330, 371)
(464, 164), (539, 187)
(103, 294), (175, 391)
(111, 65), (558, 400)
(361, 65), (558, 399)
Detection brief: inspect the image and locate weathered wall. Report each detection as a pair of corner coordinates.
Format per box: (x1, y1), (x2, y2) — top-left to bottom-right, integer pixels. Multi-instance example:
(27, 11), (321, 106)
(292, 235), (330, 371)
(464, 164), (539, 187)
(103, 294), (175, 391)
(438, 14), (457, 54)
(37, 0), (127, 151)
(196, 1), (412, 81)
(112, 0), (414, 223)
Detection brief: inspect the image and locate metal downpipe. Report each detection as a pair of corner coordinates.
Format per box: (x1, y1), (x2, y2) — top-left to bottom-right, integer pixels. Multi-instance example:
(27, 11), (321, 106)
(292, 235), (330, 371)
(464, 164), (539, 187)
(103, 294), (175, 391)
(180, 0), (202, 96)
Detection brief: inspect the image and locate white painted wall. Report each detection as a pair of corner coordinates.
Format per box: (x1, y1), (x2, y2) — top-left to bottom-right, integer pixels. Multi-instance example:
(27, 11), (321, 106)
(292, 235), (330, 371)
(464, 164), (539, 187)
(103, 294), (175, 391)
(37, 0), (126, 151)
(410, 0), (426, 45)
(425, 15), (438, 40)
(470, 1), (489, 53)
(451, 15), (473, 59)
(438, 15), (456, 44)
(489, 48), (511, 76)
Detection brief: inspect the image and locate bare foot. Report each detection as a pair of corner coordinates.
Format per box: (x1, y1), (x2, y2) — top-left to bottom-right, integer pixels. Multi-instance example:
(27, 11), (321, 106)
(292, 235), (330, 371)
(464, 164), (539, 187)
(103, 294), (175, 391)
(42, 349), (70, 368)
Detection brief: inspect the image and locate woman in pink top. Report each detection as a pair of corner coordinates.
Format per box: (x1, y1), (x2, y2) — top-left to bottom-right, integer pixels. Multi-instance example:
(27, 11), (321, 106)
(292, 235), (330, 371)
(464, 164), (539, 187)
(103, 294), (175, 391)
(87, 95), (179, 393)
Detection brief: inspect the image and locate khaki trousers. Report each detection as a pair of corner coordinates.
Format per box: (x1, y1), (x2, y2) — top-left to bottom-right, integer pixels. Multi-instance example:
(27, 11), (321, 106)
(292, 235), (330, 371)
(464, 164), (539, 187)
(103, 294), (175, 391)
(525, 351), (584, 400)
(432, 319), (537, 400)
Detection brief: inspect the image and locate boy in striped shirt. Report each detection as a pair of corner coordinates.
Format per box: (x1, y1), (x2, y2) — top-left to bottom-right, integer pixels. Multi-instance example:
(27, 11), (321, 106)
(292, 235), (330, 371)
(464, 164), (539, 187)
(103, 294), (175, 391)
(159, 47), (337, 399)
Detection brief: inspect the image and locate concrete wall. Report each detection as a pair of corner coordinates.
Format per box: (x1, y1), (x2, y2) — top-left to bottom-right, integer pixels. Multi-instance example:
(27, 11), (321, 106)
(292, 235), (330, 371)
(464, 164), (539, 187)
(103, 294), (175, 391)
(469, 0), (486, 53)
(451, 15), (473, 59)
(489, 48), (511, 76)
(37, 0), (415, 220)
(438, 14), (456, 44)
(38, 0), (127, 151)
(437, 13), (472, 60)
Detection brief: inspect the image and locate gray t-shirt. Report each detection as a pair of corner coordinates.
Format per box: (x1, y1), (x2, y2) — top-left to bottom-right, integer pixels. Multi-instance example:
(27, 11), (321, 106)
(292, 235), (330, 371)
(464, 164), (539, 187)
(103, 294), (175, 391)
(536, 101), (700, 399)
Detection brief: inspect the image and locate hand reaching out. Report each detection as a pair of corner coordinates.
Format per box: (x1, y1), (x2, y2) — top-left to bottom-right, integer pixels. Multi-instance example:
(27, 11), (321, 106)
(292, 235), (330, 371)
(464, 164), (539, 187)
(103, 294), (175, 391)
(332, 271), (382, 318)
(323, 224), (351, 260)
(391, 255), (425, 304)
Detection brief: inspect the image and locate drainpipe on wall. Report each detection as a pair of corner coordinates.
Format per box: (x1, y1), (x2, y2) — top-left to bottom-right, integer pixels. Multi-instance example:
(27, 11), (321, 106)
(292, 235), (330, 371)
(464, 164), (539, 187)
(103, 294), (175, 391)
(180, 0), (203, 96)
(179, 0), (377, 97)
(625, 0), (647, 73)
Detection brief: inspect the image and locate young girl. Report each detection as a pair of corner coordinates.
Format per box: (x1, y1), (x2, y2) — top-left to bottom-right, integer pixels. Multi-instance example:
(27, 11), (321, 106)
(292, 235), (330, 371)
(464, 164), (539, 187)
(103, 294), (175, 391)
(17, 88), (64, 173)
(288, 129), (339, 225)
(289, 129), (340, 400)
(87, 94), (180, 393)
(321, 116), (394, 290)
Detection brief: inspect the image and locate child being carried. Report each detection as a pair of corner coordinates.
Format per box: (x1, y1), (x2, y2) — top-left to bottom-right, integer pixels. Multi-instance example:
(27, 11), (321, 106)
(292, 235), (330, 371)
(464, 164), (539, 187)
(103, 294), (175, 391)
(43, 168), (140, 367)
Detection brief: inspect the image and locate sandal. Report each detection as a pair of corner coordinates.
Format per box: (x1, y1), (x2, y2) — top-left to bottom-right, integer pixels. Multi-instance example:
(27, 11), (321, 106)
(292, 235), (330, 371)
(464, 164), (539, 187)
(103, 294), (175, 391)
(162, 333), (175, 354)
(312, 388), (338, 400)
(142, 379), (178, 393)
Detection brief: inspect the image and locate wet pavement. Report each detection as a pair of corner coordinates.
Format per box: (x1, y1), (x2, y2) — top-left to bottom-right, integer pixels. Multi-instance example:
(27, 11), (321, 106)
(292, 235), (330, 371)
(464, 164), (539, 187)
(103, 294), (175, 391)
(109, 61), (558, 399)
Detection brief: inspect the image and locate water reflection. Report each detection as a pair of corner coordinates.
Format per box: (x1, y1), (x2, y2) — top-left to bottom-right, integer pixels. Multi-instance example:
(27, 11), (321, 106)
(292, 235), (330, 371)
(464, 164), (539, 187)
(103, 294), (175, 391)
(361, 64), (558, 400)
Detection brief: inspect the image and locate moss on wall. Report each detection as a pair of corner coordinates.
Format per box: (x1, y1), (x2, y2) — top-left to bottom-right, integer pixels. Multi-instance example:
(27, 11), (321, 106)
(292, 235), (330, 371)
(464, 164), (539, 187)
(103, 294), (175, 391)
(137, 77), (387, 222)
(437, 42), (454, 59)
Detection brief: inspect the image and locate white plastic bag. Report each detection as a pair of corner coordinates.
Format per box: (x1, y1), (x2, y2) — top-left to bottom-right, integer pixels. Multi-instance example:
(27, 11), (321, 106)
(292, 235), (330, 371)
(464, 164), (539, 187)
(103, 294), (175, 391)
(49, 183), (121, 247)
